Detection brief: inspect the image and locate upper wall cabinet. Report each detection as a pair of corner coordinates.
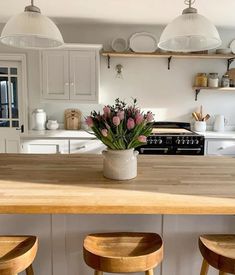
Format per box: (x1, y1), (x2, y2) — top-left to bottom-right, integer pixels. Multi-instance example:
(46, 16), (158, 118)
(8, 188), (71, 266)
(40, 45), (102, 103)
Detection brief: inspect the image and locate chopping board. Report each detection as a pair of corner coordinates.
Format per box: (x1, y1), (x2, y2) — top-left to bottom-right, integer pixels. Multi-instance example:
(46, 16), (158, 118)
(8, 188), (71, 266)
(64, 109), (82, 130)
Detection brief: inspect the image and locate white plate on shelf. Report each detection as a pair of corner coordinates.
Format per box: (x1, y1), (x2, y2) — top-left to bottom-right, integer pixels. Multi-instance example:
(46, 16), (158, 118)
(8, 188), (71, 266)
(229, 40), (235, 54)
(129, 32), (158, 53)
(111, 38), (128, 52)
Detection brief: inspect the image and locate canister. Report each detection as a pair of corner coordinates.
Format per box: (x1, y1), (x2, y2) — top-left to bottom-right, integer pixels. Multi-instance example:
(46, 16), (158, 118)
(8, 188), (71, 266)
(195, 73), (207, 87)
(208, 73), (219, 88)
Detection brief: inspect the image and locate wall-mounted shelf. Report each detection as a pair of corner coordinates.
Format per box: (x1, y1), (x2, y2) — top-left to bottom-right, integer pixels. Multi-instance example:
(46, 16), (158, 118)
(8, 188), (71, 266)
(102, 51), (235, 70)
(193, 86), (235, 101)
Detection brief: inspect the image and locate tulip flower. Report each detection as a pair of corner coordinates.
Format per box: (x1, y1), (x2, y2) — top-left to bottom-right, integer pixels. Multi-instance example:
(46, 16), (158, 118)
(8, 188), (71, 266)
(127, 118), (135, 130)
(138, 135), (147, 143)
(113, 116), (120, 126)
(101, 129), (108, 137)
(146, 111), (154, 122)
(117, 110), (125, 120)
(85, 116), (94, 127)
(103, 106), (111, 118)
(135, 113), (144, 125)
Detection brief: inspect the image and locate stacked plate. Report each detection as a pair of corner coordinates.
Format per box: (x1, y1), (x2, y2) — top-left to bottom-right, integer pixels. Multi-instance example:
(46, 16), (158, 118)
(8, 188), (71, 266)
(111, 32), (158, 53)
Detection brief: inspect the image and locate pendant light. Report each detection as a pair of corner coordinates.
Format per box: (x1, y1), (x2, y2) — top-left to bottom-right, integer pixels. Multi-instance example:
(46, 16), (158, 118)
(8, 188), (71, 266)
(158, 0), (221, 52)
(0, 0), (64, 49)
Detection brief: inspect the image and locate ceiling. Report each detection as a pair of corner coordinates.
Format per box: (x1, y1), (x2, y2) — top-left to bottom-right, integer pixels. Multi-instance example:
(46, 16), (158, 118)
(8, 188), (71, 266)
(0, 0), (235, 27)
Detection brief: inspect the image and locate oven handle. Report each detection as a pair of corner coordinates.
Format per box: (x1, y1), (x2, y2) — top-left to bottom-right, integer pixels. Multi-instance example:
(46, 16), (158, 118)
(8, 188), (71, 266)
(176, 148), (202, 151)
(140, 148), (169, 153)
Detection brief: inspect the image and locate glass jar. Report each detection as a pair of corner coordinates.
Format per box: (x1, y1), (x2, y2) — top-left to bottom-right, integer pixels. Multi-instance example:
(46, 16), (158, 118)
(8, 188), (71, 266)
(208, 73), (219, 88)
(221, 74), (230, 87)
(195, 73), (207, 87)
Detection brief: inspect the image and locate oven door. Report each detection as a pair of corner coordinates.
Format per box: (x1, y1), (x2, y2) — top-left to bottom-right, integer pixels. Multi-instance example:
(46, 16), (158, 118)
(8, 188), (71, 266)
(175, 147), (204, 155)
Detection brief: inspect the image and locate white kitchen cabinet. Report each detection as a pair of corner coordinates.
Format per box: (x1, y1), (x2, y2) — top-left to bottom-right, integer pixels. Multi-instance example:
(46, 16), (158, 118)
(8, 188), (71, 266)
(21, 139), (69, 154)
(69, 139), (106, 154)
(41, 50), (69, 100)
(41, 45), (101, 103)
(206, 139), (235, 156)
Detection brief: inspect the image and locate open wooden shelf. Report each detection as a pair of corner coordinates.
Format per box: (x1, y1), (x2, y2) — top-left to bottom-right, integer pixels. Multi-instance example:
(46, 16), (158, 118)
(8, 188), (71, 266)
(102, 51), (235, 59)
(193, 86), (235, 101)
(102, 51), (235, 70)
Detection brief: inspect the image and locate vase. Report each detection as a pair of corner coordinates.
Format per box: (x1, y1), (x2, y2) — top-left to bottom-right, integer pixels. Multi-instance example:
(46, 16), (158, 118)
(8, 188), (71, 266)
(102, 148), (139, 180)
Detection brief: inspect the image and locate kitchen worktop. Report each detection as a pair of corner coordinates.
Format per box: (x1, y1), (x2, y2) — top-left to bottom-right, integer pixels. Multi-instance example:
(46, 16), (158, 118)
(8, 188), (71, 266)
(196, 131), (235, 139)
(0, 154), (234, 214)
(21, 129), (95, 139)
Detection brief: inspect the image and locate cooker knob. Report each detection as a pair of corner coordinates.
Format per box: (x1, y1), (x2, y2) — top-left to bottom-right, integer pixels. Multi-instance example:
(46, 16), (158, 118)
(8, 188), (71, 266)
(181, 139), (185, 145)
(190, 140), (194, 145)
(195, 139), (199, 145)
(186, 140), (190, 145)
(158, 139), (163, 144)
(176, 139), (180, 144)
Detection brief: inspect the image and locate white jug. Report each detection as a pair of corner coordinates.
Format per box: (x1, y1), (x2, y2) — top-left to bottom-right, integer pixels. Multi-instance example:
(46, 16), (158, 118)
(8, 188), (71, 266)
(213, 115), (226, 132)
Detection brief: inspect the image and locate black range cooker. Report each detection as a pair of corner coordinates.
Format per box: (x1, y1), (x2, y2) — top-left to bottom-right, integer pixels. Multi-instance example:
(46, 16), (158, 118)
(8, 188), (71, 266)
(138, 122), (205, 155)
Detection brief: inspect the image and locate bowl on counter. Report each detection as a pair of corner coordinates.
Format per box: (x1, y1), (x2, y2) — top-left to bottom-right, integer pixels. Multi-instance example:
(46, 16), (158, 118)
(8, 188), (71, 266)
(46, 120), (59, 130)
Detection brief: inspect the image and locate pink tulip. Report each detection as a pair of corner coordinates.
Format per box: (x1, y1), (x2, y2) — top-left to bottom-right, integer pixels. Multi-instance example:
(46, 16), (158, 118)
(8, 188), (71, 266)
(127, 118), (135, 130)
(117, 110), (125, 120)
(85, 116), (94, 127)
(135, 113), (144, 125)
(113, 116), (120, 126)
(146, 111), (154, 122)
(138, 135), (147, 143)
(103, 106), (111, 118)
(101, 129), (108, 137)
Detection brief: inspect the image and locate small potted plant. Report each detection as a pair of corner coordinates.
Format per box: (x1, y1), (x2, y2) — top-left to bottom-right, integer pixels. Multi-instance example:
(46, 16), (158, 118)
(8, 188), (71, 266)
(85, 98), (154, 180)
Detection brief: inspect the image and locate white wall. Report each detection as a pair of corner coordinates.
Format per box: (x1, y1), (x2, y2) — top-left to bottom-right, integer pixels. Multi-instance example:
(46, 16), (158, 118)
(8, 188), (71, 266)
(1, 23), (235, 128)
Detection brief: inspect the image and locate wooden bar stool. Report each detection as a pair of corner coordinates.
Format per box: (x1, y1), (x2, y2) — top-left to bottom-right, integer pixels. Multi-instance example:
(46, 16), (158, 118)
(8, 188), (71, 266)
(0, 236), (38, 275)
(199, 234), (235, 275)
(83, 232), (163, 275)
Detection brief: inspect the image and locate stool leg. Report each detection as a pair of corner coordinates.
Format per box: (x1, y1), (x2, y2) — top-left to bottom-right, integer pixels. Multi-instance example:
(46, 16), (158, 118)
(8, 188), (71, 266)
(219, 272), (226, 275)
(200, 259), (209, 275)
(145, 269), (154, 275)
(94, 271), (103, 275)
(25, 265), (34, 275)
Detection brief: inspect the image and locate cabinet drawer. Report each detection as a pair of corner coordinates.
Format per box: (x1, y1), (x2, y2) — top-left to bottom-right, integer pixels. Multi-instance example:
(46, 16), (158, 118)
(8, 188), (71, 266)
(21, 139), (69, 154)
(206, 140), (235, 155)
(69, 139), (106, 154)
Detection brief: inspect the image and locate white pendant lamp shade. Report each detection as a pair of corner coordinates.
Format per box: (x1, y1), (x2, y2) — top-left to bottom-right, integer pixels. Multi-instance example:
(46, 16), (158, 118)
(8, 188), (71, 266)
(158, 1), (221, 52)
(0, 1), (64, 49)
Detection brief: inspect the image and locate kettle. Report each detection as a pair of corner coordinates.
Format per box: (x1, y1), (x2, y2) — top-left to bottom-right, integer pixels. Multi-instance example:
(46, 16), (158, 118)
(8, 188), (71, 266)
(213, 115), (226, 132)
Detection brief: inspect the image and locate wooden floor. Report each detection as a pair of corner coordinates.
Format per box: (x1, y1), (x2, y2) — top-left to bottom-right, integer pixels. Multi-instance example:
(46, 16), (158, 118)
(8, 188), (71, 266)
(0, 154), (234, 214)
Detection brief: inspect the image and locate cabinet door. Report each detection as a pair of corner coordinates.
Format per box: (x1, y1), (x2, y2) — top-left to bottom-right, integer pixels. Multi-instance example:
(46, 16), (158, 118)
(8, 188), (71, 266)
(69, 51), (98, 102)
(21, 139), (69, 154)
(69, 139), (106, 154)
(206, 140), (235, 156)
(41, 51), (69, 100)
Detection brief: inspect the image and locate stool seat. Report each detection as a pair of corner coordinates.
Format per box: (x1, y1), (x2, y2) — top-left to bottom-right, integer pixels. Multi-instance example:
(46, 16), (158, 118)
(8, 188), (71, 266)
(0, 236), (38, 275)
(199, 234), (235, 274)
(83, 232), (163, 273)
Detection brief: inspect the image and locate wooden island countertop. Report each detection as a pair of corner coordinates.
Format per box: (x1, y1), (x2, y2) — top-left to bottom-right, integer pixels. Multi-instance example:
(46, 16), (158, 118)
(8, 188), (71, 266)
(0, 154), (235, 214)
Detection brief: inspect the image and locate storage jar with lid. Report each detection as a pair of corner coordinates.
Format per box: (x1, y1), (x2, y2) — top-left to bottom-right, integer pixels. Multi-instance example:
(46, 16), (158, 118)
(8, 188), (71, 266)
(208, 73), (219, 88)
(221, 74), (230, 87)
(195, 73), (207, 87)
(32, 109), (46, 130)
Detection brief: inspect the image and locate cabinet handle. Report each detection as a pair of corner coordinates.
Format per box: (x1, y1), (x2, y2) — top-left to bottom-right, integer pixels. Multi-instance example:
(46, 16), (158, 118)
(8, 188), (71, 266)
(65, 82), (69, 86)
(76, 145), (86, 150)
(218, 147), (224, 150)
(70, 82), (74, 86)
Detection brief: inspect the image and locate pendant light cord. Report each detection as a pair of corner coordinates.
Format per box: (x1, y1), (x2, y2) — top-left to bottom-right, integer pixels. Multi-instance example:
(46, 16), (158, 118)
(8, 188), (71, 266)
(184, 0), (195, 8)
(31, 0), (34, 5)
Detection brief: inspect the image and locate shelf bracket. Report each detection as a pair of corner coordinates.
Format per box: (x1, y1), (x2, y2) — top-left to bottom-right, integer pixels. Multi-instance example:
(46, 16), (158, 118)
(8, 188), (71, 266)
(227, 58), (235, 71)
(195, 89), (200, 101)
(168, 56), (172, 70)
(107, 55), (111, 69)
